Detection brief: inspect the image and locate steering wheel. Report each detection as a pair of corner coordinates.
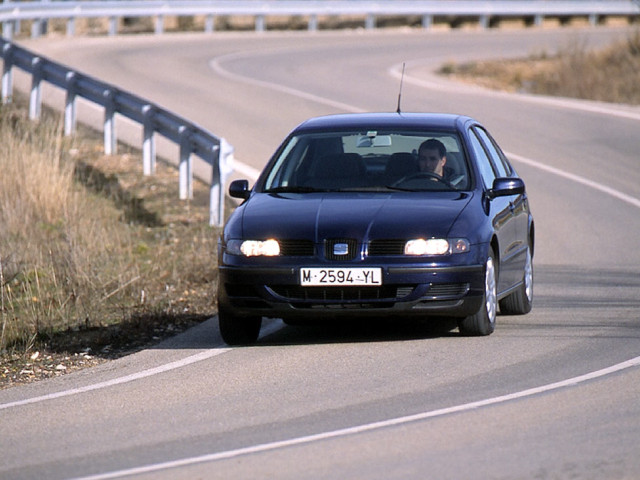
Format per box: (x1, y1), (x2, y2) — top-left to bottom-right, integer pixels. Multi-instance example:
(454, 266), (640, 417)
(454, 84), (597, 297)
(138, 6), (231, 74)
(392, 172), (455, 189)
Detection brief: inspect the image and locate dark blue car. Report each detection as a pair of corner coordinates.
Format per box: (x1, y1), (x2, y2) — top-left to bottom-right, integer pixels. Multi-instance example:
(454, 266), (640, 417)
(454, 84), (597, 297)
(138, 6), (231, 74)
(218, 113), (534, 345)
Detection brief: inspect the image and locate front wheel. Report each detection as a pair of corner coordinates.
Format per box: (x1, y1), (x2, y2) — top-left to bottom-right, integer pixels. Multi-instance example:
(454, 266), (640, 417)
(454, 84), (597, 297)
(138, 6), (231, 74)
(499, 245), (533, 315)
(218, 307), (262, 346)
(458, 250), (497, 336)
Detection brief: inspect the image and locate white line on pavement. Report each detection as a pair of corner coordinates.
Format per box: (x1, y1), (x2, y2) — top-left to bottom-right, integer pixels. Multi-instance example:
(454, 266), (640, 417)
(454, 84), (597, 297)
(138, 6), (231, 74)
(72, 355), (640, 479)
(388, 61), (640, 122)
(0, 321), (283, 411)
(507, 152), (640, 210)
(1, 350), (228, 411)
(210, 52), (366, 115)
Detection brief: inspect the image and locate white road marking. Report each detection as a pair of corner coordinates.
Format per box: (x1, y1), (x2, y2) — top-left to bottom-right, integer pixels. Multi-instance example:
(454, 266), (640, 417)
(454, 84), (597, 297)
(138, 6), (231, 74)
(389, 61), (640, 122)
(72, 355), (640, 479)
(210, 49), (363, 181)
(0, 350), (228, 411)
(233, 160), (261, 181)
(507, 152), (640, 210)
(209, 52), (366, 115)
(0, 321), (283, 411)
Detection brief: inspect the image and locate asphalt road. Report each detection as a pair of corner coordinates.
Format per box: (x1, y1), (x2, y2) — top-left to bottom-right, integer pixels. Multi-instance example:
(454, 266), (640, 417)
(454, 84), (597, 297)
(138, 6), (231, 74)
(2, 27), (640, 479)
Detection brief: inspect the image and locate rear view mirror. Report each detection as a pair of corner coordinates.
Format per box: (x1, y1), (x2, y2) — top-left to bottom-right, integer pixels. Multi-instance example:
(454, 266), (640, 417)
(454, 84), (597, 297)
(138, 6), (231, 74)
(229, 179), (250, 200)
(356, 135), (392, 147)
(488, 177), (525, 199)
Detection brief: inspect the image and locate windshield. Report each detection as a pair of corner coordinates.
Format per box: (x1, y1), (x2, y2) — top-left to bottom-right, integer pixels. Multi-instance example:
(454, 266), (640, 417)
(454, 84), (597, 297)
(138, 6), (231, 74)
(261, 129), (471, 192)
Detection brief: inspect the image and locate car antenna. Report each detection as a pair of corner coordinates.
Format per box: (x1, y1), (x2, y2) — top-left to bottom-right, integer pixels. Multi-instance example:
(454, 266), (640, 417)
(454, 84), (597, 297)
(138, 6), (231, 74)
(396, 62), (406, 114)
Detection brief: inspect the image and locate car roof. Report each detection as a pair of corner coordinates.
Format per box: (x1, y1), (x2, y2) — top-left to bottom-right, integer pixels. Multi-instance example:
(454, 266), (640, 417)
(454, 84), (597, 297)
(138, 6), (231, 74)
(292, 112), (475, 133)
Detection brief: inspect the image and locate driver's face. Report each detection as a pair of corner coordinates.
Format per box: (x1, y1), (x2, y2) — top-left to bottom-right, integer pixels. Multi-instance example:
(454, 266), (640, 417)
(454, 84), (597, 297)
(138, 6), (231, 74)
(418, 148), (445, 176)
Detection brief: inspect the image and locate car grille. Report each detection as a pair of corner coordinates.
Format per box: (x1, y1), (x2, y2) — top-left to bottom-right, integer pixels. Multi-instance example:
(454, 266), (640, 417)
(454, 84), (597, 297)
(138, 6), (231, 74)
(226, 283), (470, 310)
(279, 239), (457, 257)
(368, 239), (405, 256)
(269, 285), (408, 302)
(424, 283), (470, 298)
(279, 240), (314, 256)
(324, 238), (358, 261)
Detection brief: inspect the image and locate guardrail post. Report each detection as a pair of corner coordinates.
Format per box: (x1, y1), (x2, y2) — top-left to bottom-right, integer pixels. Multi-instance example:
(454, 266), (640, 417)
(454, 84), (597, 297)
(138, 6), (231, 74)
(308, 14), (318, 31)
(422, 14), (433, 29)
(534, 14), (544, 27)
(479, 15), (489, 29)
(31, 19), (42, 38)
(1, 43), (12, 103)
(256, 14), (265, 32)
(66, 17), (76, 37)
(155, 15), (164, 35)
(108, 17), (118, 36)
(365, 14), (375, 30)
(210, 138), (234, 226)
(29, 57), (42, 120)
(64, 71), (77, 135)
(589, 13), (599, 26)
(205, 14), (215, 33)
(142, 104), (156, 176)
(103, 88), (116, 155)
(208, 146), (221, 226)
(179, 126), (193, 200)
(2, 21), (14, 41)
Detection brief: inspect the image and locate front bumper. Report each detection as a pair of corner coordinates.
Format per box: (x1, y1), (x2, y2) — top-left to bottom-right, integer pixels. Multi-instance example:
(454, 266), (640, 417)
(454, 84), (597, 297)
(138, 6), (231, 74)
(218, 263), (485, 321)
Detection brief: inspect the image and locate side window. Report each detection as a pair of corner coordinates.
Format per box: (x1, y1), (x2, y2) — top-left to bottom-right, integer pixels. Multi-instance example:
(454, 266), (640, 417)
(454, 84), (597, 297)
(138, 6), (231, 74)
(474, 127), (511, 177)
(468, 130), (496, 190)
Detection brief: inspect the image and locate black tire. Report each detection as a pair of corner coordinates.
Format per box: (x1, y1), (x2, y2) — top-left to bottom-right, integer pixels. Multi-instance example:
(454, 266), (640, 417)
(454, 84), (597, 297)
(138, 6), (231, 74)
(218, 307), (262, 346)
(458, 250), (497, 336)
(499, 244), (533, 315)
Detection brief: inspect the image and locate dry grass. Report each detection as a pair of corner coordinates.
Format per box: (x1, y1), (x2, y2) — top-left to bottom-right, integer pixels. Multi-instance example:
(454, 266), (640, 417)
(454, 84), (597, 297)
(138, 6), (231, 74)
(0, 102), (218, 363)
(440, 30), (640, 105)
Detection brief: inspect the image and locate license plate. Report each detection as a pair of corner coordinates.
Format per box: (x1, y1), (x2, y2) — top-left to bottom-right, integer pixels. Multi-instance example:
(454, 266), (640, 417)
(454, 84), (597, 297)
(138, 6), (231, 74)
(300, 268), (382, 286)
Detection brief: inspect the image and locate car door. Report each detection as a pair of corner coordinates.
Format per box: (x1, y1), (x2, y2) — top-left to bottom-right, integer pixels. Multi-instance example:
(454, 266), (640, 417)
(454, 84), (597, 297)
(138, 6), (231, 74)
(475, 127), (529, 238)
(467, 127), (521, 292)
(475, 126), (530, 282)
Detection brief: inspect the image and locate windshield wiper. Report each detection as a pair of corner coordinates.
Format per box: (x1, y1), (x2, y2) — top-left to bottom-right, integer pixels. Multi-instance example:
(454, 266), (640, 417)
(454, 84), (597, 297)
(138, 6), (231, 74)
(385, 185), (419, 192)
(264, 186), (329, 194)
(385, 185), (457, 192)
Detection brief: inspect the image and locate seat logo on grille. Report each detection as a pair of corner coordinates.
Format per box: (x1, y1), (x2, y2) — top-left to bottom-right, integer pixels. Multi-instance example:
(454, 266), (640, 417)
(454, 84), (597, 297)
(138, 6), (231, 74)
(333, 243), (349, 256)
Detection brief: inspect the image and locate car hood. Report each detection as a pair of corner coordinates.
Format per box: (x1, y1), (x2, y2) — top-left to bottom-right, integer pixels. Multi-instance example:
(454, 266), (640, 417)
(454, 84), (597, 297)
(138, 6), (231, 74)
(237, 192), (473, 240)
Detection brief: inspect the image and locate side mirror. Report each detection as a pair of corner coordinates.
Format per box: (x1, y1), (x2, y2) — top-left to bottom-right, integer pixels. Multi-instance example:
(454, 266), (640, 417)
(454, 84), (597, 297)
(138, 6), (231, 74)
(488, 177), (525, 199)
(229, 179), (250, 200)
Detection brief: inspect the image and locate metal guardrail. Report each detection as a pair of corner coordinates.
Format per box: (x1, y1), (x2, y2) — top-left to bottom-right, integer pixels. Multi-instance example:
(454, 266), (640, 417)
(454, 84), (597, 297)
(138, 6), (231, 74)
(0, 38), (233, 226)
(1, 0), (639, 37)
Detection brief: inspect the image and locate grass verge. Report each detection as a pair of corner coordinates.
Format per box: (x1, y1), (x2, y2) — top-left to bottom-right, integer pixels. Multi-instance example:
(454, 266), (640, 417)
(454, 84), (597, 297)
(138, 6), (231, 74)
(1, 101), (219, 389)
(440, 30), (640, 105)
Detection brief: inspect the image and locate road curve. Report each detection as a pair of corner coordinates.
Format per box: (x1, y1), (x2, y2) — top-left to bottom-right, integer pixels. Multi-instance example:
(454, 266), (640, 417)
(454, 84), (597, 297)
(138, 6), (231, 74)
(2, 27), (640, 479)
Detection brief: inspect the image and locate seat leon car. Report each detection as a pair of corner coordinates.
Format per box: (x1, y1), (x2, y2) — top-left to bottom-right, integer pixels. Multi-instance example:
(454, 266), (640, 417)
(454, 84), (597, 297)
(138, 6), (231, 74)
(218, 113), (534, 345)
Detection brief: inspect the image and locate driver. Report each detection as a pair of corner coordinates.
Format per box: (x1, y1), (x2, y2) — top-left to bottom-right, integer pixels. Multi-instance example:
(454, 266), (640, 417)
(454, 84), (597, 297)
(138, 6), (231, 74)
(418, 139), (454, 179)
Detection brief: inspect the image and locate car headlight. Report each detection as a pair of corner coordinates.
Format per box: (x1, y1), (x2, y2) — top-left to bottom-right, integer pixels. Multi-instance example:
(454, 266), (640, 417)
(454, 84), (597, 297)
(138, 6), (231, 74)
(227, 239), (280, 257)
(404, 238), (469, 256)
